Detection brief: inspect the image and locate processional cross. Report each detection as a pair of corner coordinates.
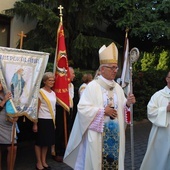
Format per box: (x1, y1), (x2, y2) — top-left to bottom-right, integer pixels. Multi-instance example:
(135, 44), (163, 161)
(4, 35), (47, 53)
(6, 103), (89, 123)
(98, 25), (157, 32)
(58, 5), (63, 22)
(17, 31), (27, 49)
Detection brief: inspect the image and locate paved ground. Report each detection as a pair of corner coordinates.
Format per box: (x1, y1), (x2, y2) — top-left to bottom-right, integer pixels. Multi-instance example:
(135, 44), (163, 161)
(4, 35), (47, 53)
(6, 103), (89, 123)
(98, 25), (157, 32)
(124, 120), (151, 170)
(2, 120), (152, 170)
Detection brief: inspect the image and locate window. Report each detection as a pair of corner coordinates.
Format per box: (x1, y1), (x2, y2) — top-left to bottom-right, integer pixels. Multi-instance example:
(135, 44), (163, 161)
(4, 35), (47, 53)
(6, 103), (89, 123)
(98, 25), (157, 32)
(0, 14), (11, 47)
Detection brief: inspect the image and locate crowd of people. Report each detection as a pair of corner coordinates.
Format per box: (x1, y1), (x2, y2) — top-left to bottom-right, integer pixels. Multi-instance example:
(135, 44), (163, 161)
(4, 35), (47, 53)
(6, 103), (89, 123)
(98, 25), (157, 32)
(1, 42), (170, 170)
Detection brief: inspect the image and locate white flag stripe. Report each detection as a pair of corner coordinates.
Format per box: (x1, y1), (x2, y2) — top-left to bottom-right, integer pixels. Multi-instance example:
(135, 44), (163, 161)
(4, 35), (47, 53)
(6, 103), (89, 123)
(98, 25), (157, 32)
(121, 38), (129, 88)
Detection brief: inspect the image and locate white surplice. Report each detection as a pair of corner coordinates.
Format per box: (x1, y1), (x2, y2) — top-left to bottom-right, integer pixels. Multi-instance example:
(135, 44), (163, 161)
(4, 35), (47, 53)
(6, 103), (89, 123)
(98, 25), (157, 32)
(140, 86), (170, 170)
(64, 76), (127, 170)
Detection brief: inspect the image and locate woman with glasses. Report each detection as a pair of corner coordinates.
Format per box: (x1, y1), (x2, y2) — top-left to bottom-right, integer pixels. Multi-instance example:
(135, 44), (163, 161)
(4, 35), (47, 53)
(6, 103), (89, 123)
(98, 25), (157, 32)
(33, 72), (56, 170)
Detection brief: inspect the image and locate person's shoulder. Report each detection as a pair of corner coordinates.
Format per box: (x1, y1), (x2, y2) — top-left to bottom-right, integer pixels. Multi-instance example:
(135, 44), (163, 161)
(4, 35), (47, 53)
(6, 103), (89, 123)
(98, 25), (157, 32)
(84, 80), (100, 90)
(115, 82), (121, 88)
(79, 83), (86, 88)
(150, 88), (164, 100)
(115, 82), (123, 90)
(79, 83), (86, 90)
(88, 79), (99, 86)
(153, 86), (168, 96)
(51, 89), (56, 94)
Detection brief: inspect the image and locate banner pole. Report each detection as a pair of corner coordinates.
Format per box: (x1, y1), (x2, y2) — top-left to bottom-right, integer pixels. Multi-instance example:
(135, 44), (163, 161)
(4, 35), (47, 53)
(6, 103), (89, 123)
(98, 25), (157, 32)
(129, 47), (140, 170)
(9, 122), (16, 170)
(63, 109), (68, 147)
(129, 59), (135, 170)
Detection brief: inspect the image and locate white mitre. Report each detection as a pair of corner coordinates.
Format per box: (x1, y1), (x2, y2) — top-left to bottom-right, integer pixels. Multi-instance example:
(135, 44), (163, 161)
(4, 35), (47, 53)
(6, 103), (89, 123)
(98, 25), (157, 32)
(99, 42), (118, 65)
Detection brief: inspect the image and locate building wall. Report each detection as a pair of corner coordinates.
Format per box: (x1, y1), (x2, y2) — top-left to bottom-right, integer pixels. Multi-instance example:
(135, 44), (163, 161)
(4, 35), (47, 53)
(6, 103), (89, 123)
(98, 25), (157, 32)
(0, 0), (16, 11)
(0, 0), (36, 48)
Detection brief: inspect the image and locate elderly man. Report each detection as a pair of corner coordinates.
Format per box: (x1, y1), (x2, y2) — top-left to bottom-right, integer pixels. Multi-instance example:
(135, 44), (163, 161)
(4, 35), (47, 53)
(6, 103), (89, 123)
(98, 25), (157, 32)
(64, 42), (136, 170)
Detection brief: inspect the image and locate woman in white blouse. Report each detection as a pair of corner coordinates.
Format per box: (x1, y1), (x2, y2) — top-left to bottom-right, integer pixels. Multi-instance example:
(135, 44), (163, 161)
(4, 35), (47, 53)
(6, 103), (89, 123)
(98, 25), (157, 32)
(33, 72), (56, 170)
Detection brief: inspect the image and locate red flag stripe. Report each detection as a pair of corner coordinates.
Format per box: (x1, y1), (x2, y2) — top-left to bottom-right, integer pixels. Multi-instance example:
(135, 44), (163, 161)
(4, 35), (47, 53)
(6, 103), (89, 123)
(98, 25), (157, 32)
(53, 22), (70, 112)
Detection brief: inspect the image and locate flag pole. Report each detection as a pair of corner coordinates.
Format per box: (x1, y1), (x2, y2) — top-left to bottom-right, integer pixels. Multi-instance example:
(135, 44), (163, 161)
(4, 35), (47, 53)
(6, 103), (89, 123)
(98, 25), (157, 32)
(121, 28), (130, 96)
(53, 5), (63, 73)
(124, 27), (135, 170)
(129, 45), (140, 170)
(9, 30), (27, 170)
(9, 121), (16, 170)
(57, 5), (68, 147)
(122, 28), (129, 71)
(129, 55), (135, 170)
(121, 28), (136, 170)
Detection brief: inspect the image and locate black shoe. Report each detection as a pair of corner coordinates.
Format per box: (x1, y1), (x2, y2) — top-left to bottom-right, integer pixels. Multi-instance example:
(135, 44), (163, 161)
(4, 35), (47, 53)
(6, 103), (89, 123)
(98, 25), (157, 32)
(35, 165), (44, 170)
(43, 166), (51, 170)
(53, 156), (63, 163)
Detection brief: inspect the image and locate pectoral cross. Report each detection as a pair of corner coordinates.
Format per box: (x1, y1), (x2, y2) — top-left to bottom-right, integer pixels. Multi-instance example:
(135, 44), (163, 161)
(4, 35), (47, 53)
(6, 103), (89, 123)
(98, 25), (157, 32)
(17, 31), (27, 49)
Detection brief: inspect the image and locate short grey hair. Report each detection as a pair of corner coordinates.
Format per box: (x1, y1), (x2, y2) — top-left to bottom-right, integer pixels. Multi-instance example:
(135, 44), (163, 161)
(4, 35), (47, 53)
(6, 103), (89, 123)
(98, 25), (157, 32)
(42, 72), (55, 82)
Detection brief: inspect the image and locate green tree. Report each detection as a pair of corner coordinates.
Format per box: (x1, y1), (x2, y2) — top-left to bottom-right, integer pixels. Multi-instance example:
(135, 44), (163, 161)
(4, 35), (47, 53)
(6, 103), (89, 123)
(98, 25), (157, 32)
(7, 0), (170, 69)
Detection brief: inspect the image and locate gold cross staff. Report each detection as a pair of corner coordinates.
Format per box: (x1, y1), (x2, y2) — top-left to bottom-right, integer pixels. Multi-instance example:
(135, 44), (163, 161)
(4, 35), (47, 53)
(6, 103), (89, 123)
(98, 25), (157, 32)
(58, 5), (63, 22)
(17, 31), (27, 49)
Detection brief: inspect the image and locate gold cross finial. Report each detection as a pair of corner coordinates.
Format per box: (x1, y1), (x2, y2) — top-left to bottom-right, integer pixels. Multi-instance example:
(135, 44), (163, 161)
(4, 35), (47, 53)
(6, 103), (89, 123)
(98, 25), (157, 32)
(17, 31), (27, 49)
(58, 5), (63, 14)
(58, 5), (64, 22)
(125, 28), (129, 38)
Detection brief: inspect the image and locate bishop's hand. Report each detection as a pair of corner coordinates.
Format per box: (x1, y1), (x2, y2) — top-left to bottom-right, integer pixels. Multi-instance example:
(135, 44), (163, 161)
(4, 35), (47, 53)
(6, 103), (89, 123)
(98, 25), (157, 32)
(104, 105), (117, 119)
(126, 93), (136, 107)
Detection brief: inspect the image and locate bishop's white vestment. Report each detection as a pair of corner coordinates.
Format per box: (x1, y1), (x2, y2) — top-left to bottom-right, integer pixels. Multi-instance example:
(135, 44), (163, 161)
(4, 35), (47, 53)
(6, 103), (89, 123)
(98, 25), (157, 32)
(140, 86), (170, 170)
(64, 76), (128, 170)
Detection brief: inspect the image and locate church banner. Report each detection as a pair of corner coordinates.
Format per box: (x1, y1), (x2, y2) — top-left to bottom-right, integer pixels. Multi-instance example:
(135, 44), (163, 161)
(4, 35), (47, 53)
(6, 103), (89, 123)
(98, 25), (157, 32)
(0, 46), (49, 122)
(53, 21), (70, 112)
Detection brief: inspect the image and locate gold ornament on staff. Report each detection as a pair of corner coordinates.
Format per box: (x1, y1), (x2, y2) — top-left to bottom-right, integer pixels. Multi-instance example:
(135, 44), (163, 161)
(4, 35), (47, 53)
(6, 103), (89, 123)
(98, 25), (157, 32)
(125, 27), (129, 38)
(17, 31), (27, 49)
(58, 5), (63, 23)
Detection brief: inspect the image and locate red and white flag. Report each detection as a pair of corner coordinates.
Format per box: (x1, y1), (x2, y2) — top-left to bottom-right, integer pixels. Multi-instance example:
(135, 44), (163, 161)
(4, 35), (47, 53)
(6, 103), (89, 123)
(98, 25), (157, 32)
(121, 32), (131, 124)
(121, 34), (130, 96)
(53, 21), (70, 112)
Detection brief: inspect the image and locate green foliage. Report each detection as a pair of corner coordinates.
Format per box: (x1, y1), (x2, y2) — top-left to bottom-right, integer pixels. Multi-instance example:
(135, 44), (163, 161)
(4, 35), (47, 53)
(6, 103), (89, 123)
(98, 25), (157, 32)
(71, 33), (113, 69)
(133, 70), (167, 121)
(6, 0), (170, 70)
(10, 0), (59, 61)
(157, 50), (170, 70)
(45, 62), (54, 72)
(141, 52), (158, 71)
(140, 49), (170, 71)
(133, 48), (169, 121)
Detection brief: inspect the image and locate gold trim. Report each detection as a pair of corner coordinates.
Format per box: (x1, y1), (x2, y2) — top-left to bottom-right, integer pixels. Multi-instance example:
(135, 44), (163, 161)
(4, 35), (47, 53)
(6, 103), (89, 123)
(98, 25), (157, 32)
(7, 112), (38, 123)
(100, 59), (117, 64)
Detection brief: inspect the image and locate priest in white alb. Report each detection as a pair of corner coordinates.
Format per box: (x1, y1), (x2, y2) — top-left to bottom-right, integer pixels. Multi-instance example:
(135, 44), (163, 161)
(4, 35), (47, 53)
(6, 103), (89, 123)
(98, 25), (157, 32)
(64, 42), (136, 170)
(140, 71), (170, 170)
